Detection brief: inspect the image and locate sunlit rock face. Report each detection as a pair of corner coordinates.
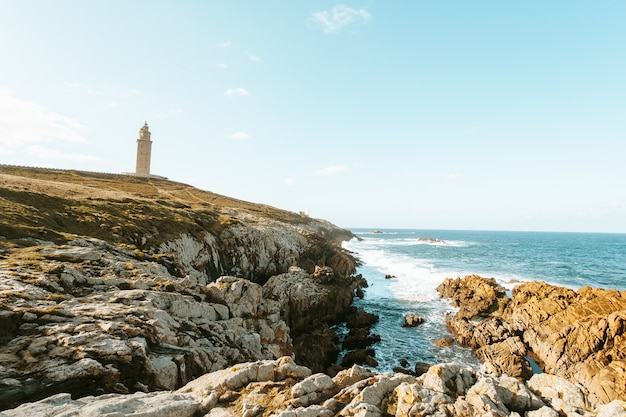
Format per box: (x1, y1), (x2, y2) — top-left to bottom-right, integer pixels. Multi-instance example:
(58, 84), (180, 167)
(0, 167), (358, 410)
(5, 356), (626, 417)
(438, 275), (626, 405)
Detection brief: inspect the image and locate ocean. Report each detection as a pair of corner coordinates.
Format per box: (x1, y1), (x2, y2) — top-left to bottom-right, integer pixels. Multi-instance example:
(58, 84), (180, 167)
(342, 229), (626, 372)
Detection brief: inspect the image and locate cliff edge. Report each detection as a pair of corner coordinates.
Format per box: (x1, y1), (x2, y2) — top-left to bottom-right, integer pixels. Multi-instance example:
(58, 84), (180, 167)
(0, 166), (360, 410)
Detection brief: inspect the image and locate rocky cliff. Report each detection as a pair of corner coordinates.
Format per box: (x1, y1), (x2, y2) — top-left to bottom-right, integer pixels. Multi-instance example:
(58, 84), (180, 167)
(437, 275), (626, 407)
(0, 166), (361, 410)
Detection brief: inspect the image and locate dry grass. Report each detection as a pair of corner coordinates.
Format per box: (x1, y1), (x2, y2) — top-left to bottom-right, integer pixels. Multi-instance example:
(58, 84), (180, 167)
(0, 166), (312, 250)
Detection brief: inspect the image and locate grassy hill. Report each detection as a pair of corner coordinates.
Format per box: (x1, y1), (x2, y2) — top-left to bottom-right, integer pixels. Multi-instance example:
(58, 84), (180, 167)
(0, 165), (328, 252)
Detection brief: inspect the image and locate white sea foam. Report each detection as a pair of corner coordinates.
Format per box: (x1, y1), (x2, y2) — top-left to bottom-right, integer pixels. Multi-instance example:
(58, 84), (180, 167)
(351, 237), (472, 248)
(345, 238), (455, 302)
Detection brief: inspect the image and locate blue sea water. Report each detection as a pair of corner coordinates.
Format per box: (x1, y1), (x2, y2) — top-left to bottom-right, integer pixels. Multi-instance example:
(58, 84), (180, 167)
(342, 229), (626, 372)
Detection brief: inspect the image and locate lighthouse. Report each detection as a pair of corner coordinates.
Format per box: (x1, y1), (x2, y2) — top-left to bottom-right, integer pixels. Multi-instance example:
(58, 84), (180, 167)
(135, 122), (152, 176)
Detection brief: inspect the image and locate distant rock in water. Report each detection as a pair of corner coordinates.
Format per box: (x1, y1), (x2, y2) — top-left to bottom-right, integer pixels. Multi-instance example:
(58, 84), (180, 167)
(433, 337), (455, 347)
(402, 314), (424, 327)
(437, 274), (626, 406)
(418, 237), (447, 244)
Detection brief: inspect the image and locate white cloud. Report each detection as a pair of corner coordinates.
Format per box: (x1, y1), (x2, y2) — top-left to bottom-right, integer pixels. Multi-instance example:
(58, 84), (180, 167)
(26, 145), (102, 163)
(225, 88), (251, 98)
(0, 88), (85, 149)
(216, 63), (229, 70)
(154, 108), (184, 118)
(217, 41), (232, 48)
(249, 55), (262, 63)
(311, 5), (371, 34)
(445, 173), (463, 181)
(313, 165), (348, 176)
(65, 82), (83, 89)
(285, 177), (296, 186)
(231, 131), (250, 140)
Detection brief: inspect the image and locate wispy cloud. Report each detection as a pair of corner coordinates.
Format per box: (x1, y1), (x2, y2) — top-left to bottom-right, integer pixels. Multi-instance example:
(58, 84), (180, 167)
(445, 173), (463, 181)
(285, 177), (296, 186)
(217, 41), (232, 48)
(0, 89), (97, 165)
(225, 88), (251, 98)
(311, 5), (371, 34)
(26, 145), (102, 163)
(313, 165), (348, 176)
(0, 88), (85, 148)
(154, 108), (184, 118)
(216, 63), (229, 70)
(231, 131), (250, 140)
(249, 55), (262, 63)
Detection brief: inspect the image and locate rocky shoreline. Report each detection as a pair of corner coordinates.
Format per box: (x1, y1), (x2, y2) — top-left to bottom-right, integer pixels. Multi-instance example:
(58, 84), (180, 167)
(0, 167), (368, 411)
(437, 275), (626, 408)
(1, 167), (625, 416)
(3, 356), (625, 417)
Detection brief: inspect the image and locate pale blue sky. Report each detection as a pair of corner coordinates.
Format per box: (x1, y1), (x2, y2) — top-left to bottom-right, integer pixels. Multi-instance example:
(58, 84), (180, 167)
(1, 1), (625, 233)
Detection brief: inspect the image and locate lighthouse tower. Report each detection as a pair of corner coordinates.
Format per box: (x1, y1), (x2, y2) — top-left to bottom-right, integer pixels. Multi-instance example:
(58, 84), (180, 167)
(135, 122), (152, 176)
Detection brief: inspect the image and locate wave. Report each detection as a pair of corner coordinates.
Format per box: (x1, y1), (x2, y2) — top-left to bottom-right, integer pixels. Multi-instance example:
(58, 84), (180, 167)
(351, 236), (474, 248)
(343, 237), (532, 298)
(344, 240), (455, 302)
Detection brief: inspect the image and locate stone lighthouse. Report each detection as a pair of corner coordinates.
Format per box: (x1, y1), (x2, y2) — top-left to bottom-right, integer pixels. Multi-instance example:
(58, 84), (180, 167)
(135, 122), (152, 176)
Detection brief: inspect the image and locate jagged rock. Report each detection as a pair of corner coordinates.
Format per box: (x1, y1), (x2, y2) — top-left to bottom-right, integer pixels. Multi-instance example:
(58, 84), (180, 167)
(391, 382), (453, 416)
(332, 365), (375, 390)
(596, 400), (626, 417)
(414, 361), (432, 376)
(339, 374), (415, 416)
(291, 373), (338, 407)
(418, 363), (476, 397)
(2, 357), (620, 417)
(343, 328), (381, 350)
(206, 276), (263, 318)
(402, 315), (424, 327)
(345, 308), (379, 329)
(526, 406), (560, 417)
(437, 275), (509, 319)
(262, 267), (362, 372)
(438, 275), (626, 406)
(527, 373), (589, 412)
(0, 391), (201, 417)
(466, 375), (544, 415)
(433, 337), (455, 347)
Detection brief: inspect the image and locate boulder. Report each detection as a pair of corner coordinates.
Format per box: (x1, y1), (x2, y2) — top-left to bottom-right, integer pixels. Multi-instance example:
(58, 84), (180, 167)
(402, 315), (424, 327)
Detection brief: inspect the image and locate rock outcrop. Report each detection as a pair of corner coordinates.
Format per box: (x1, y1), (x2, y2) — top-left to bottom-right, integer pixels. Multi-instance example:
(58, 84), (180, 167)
(438, 275), (626, 406)
(0, 167), (361, 410)
(3, 357), (625, 417)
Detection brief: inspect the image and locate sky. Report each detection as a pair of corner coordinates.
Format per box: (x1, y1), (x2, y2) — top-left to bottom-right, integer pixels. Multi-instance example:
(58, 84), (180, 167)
(1, 1), (625, 233)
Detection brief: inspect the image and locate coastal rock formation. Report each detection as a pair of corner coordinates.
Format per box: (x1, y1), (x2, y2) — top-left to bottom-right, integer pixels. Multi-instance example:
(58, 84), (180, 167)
(4, 356), (626, 417)
(402, 314), (424, 327)
(438, 275), (626, 406)
(0, 167), (361, 410)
